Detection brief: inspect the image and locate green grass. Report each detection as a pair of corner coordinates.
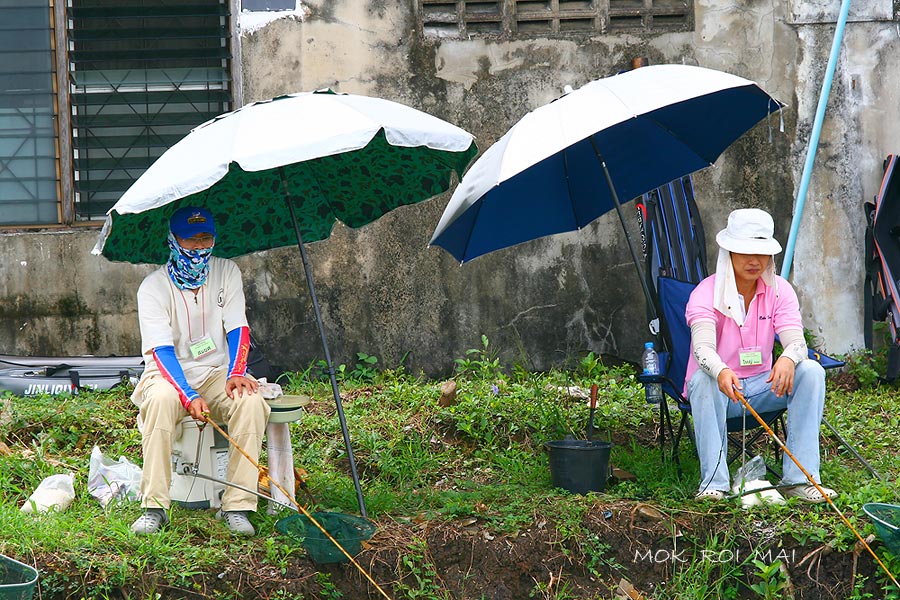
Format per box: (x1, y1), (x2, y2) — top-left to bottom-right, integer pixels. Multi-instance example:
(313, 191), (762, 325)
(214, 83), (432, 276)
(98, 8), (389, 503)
(1, 340), (899, 598)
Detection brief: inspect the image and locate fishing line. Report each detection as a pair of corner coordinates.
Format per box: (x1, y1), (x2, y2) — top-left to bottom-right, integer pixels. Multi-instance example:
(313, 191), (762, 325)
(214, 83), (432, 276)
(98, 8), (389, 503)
(201, 414), (394, 600)
(732, 390), (899, 588)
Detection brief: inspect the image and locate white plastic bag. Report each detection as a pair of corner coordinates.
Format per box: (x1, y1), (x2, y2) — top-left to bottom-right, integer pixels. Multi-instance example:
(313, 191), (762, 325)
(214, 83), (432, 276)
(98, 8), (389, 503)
(87, 445), (142, 508)
(732, 454), (767, 487)
(257, 377), (284, 400)
(731, 455), (784, 507)
(21, 473), (76, 513)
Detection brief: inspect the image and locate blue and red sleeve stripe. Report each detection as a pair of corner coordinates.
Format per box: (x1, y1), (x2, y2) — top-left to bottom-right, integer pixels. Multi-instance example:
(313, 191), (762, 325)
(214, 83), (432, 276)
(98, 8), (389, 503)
(227, 326), (251, 378)
(151, 346), (199, 409)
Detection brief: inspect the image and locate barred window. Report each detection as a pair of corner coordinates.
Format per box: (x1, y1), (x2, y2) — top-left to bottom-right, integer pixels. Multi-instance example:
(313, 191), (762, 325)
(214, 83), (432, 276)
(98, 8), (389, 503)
(0, 0), (235, 227)
(67, 0), (234, 221)
(420, 0), (692, 37)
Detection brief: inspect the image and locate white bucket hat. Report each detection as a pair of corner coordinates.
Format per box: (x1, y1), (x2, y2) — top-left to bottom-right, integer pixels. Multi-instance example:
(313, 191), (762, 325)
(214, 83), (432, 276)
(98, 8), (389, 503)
(715, 208), (782, 255)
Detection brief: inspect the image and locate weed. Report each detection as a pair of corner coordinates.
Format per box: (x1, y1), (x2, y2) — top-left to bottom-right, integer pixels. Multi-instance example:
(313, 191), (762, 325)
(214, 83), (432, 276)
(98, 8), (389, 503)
(350, 352), (379, 383)
(529, 568), (578, 600)
(395, 537), (449, 599)
(848, 573), (875, 600)
(872, 551), (900, 599)
(314, 359), (348, 383)
(841, 348), (882, 389)
(657, 532), (747, 600)
(261, 536), (303, 574)
(748, 558), (788, 599)
(455, 335), (504, 380)
(582, 533), (623, 577)
(577, 351), (605, 379)
(316, 572), (344, 599)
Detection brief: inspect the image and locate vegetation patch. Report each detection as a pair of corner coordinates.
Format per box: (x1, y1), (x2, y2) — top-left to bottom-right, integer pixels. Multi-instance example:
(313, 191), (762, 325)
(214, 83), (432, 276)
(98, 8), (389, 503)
(1, 339), (898, 599)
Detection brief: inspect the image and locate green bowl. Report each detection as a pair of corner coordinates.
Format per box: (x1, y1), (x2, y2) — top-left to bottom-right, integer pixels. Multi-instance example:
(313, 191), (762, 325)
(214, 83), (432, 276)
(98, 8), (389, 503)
(863, 503), (900, 556)
(0, 554), (39, 600)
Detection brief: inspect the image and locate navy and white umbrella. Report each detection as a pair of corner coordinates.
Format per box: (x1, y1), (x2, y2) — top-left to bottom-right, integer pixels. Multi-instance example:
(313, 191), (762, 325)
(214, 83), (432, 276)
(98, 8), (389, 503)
(429, 64), (783, 312)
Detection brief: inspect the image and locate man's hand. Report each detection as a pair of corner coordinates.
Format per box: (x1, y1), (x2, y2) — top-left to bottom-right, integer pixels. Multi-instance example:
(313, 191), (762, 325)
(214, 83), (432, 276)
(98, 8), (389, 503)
(187, 397), (210, 421)
(717, 368), (742, 402)
(766, 356), (795, 397)
(226, 375), (259, 399)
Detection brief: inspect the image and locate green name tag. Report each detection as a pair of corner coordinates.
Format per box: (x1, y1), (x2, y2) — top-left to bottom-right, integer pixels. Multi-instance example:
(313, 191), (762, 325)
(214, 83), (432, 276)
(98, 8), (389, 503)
(739, 350), (763, 367)
(189, 337), (216, 359)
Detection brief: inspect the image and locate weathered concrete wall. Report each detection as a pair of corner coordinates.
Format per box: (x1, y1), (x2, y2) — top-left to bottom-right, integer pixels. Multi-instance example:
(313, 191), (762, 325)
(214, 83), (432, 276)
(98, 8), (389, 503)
(1, 0), (898, 375)
(0, 231), (151, 357)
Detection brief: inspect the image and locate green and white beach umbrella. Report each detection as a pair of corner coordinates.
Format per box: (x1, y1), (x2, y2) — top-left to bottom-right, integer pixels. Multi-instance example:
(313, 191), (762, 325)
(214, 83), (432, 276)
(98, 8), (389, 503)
(92, 90), (477, 516)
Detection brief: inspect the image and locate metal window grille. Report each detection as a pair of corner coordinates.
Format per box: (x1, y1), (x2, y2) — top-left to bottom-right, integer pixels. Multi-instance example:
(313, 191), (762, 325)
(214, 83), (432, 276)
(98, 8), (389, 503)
(0, 1), (60, 225)
(67, 0), (233, 220)
(420, 0), (691, 37)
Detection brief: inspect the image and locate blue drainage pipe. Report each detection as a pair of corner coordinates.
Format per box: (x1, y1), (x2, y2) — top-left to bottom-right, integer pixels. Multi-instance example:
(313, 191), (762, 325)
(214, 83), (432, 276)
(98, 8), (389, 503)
(781, 0), (853, 280)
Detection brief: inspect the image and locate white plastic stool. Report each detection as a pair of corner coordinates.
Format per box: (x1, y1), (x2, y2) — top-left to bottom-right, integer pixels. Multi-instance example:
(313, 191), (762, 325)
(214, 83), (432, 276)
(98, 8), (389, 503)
(170, 417), (229, 508)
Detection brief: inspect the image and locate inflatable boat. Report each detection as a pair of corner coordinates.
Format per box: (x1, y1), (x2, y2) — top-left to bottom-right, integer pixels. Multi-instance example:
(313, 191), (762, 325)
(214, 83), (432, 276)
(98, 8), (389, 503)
(0, 354), (144, 396)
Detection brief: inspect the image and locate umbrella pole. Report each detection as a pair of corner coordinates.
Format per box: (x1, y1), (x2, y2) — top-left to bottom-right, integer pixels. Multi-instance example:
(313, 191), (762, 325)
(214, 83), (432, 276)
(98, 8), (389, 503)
(281, 172), (367, 517)
(589, 140), (659, 322)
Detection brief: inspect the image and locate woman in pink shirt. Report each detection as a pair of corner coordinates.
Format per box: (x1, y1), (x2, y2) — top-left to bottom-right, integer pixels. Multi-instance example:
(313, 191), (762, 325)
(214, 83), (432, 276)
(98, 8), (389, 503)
(685, 208), (836, 503)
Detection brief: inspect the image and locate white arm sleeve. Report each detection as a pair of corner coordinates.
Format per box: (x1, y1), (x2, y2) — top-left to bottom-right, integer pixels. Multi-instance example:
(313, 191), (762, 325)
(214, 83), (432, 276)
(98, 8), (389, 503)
(778, 328), (808, 365)
(690, 321), (729, 379)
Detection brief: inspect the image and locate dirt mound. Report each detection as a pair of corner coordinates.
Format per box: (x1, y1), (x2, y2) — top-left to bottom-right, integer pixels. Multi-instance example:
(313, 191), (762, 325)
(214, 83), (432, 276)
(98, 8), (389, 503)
(123, 502), (884, 600)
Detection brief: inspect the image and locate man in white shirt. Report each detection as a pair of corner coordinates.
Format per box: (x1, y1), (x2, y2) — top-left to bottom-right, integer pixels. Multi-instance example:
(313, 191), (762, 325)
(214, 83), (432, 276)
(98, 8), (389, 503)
(130, 206), (270, 535)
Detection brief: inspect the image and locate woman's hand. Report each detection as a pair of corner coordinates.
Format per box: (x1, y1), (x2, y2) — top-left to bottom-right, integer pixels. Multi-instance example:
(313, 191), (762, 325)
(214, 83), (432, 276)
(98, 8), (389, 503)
(766, 356), (795, 397)
(717, 368), (742, 402)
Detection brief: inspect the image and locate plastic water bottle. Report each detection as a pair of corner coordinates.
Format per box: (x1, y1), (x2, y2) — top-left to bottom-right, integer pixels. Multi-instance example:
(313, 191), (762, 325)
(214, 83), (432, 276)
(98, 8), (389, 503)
(642, 341), (663, 404)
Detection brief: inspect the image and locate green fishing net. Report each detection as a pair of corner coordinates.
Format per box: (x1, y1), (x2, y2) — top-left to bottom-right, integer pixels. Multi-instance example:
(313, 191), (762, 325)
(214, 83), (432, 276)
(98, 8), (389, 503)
(275, 511), (376, 564)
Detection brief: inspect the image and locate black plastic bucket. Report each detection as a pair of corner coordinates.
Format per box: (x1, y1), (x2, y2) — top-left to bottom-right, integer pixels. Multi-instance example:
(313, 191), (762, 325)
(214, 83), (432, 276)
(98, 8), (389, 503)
(545, 439), (612, 494)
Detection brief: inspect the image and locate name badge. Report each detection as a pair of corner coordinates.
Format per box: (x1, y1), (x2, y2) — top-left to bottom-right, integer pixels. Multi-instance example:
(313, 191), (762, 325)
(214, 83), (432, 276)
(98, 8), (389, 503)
(189, 337), (216, 359)
(739, 347), (763, 367)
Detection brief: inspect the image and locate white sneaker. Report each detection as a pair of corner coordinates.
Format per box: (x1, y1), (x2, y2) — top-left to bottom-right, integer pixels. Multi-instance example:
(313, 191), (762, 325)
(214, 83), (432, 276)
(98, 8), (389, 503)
(217, 510), (255, 536)
(131, 509), (168, 534)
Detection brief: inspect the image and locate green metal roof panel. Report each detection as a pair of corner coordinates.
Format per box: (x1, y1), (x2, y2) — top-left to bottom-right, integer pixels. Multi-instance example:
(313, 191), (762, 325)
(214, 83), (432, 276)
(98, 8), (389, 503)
(68, 5), (229, 19)
(71, 111), (221, 128)
(69, 47), (231, 63)
(72, 132), (187, 150)
(70, 89), (231, 106)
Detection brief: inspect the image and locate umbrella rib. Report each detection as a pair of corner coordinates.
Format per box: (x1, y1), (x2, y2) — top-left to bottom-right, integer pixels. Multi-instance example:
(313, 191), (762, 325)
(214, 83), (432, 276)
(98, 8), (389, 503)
(639, 114), (717, 166)
(561, 146), (581, 229)
(291, 160), (340, 226)
(458, 198), (486, 263)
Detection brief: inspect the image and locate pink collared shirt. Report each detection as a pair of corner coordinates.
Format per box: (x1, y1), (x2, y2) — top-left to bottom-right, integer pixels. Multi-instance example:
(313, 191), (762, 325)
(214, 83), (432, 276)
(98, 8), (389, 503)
(684, 274), (803, 389)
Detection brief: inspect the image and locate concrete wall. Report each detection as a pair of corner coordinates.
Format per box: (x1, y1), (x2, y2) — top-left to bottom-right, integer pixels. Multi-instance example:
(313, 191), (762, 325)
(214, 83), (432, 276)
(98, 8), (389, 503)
(1, 0), (898, 375)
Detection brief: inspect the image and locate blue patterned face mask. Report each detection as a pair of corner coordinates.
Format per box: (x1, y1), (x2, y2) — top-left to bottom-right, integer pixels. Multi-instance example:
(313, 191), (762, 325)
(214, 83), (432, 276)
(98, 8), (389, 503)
(166, 233), (213, 290)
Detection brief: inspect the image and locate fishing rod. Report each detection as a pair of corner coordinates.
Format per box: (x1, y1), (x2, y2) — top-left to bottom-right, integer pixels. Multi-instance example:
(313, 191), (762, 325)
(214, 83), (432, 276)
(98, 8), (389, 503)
(181, 422), (315, 511)
(731, 390), (899, 588)
(201, 414), (394, 600)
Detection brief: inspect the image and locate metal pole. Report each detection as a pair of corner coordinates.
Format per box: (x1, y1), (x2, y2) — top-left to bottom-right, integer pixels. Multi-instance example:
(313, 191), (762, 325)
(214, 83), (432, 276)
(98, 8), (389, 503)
(589, 139), (659, 321)
(822, 417), (882, 480)
(280, 169), (367, 517)
(782, 0), (853, 279)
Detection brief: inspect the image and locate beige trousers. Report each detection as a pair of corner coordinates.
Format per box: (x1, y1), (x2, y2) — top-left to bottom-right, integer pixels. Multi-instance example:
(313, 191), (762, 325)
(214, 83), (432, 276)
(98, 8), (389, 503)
(134, 369), (270, 511)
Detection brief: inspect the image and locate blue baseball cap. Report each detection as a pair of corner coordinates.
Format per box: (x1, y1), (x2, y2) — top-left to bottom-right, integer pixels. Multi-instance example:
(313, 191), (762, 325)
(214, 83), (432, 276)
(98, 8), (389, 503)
(170, 206), (216, 239)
